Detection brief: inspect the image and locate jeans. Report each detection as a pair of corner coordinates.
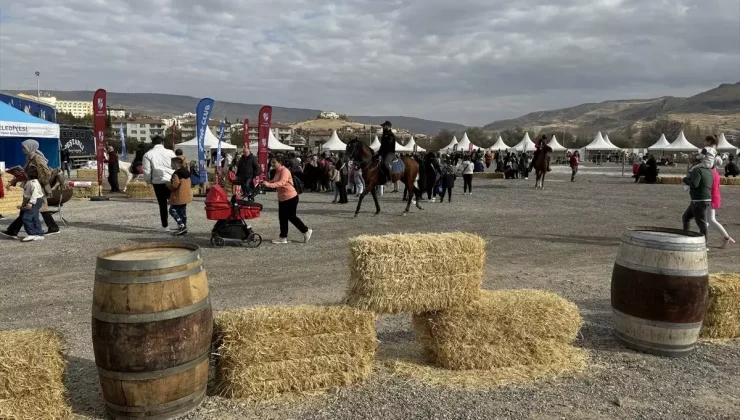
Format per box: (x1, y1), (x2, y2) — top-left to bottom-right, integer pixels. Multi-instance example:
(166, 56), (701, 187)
(153, 184), (172, 227)
(241, 178), (254, 198)
(571, 166), (578, 181)
(7, 210), (58, 235)
(682, 201), (709, 237)
(22, 201), (43, 236)
(440, 187), (452, 202)
(278, 196), (308, 239)
(463, 174), (473, 193)
(169, 204), (187, 227)
(62, 162), (72, 178)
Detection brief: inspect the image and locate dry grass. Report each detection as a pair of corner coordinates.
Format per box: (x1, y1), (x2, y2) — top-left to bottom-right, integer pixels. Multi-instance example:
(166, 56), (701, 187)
(472, 172), (504, 180)
(702, 273), (740, 339)
(657, 176), (683, 185)
(215, 305), (376, 401)
(0, 329), (71, 420)
(71, 183), (100, 199)
(0, 186), (23, 214)
(125, 181), (156, 199)
(75, 169), (99, 180)
(413, 289), (583, 371)
(720, 177), (740, 186)
(345, 233), (486, 314)
(291, 119), (371, 132)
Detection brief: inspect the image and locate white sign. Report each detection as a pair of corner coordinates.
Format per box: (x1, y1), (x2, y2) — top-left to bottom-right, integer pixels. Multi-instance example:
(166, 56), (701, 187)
(0, 120), (60, 138)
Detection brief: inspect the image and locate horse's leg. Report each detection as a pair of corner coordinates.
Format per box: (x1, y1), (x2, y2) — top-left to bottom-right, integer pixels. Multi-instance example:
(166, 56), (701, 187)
(371, 188), (380, 215)
(541, 171), (546, 190)
(354, 189), (368, 217)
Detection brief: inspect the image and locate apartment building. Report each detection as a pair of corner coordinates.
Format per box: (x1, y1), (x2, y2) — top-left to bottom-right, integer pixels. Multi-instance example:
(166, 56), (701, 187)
(110, 119), (166, 142)
(56, 100), (93, 118)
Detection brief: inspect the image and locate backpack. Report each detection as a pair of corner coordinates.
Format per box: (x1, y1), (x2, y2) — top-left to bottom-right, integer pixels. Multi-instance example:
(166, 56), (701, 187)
(291, 171), (304, 194)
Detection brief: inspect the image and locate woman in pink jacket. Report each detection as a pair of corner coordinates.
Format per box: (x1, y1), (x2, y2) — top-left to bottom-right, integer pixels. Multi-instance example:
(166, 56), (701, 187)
(707, 158), (734, 248)
(262, 156), (312, 244)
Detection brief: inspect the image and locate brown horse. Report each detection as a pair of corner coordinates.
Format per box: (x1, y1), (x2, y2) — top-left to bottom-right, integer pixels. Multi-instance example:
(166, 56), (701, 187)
(533, 144), (553, 189)
(345, 140), (422, 216)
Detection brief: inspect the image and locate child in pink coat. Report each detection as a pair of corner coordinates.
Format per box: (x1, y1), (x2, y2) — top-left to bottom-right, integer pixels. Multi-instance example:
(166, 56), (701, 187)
(708, 159), (735, 248)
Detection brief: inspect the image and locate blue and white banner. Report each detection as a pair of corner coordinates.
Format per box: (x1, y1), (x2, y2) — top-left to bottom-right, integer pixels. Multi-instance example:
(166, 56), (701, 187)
(217, 122), (225, 168)
(119, 123), (127, 161)
(195, 98), (215, 184)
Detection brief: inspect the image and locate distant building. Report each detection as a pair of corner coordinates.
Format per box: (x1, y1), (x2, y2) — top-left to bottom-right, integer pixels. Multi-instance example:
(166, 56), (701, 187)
(111, 119), (166, 143)
(56, 100), (93, 118)
(179, 119), (223, 140)
(107, 107), (126, 119)
(319, 111), (340, 120)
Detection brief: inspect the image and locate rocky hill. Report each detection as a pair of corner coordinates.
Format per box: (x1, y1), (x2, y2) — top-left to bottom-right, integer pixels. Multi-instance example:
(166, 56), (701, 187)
(483, 83), (740, 136)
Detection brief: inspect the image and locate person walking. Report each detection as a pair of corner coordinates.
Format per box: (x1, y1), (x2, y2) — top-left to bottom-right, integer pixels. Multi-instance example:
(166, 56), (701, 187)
(681, 157), (713, 243)
(19, 165), (45, 242)
(424, 152), (439, 202)
(105, 146), (121, 193)
(570, 151), (579, 182)
(61, 145), (71, 178)
(261, 156), (312, 244)
(706, 157), (735, 248)
(236, 147), (259, 197)
(460, 156), (474, 195)
(142, 135), (177, 231)
(338, 158), (349, 204)
(167, 157), (193, 236)
(439, 160), (456, 203)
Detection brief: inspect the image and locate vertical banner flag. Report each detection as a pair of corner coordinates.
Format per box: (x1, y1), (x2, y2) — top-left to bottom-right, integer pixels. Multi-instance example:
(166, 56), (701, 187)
(243, 119), (250, 149)
(469, 143), (473, 153)
(93, 89), (107, 188)
(195, 98), (215, 184)
(216, 122), (225, 184)
(119, 123), (127, 162)
(257, 106), (272, 182)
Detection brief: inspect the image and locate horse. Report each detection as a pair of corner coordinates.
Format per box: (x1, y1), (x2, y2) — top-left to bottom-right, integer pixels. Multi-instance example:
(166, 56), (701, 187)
(345, 140), (422, 216)
(533, 144), (553, 190)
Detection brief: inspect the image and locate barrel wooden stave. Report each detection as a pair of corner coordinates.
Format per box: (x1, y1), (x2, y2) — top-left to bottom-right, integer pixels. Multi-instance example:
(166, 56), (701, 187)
(92, 243), (212, 420)
(611, 227), (709, 357)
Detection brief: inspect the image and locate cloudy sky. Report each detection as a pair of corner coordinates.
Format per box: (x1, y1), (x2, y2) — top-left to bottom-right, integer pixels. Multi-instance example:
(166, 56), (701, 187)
(0, 0), (738, 125)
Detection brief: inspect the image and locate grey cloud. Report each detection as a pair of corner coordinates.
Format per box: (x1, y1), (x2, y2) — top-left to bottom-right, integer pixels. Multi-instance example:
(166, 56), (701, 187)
(0, 0), (737, 126)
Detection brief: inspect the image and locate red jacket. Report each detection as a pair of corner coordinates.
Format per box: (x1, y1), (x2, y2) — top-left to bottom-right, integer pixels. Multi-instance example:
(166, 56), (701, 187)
(569, 155), (579, 167)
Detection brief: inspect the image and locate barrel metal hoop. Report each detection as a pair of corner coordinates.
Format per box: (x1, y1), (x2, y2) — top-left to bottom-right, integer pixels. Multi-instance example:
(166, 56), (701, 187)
(93, 297), (210, 323)
(95, 264), (204, 284)
(621, 235), (707, 252)
(96, 243), (202, 271)
(105, 383), (206, 415)
(624, 227), (706, 243)
(97, 347), (210, 381)
(612, 308), (704, 330)
(615, 331), (697, 353)
(614, 259), (708, 277)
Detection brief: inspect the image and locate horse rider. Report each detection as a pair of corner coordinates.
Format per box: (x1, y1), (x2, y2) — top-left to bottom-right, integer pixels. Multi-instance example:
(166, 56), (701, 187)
(378, 121), (396, 184)
(529, 135), (551, 172)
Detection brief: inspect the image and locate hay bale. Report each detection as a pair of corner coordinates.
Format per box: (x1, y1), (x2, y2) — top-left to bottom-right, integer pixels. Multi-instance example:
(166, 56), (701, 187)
(702, 273), (740, 339)
(76, 169), (99, 180)
(0, 186), (24, 214)
(472, 172), (504, 180)
(657, 176), (683, 185)
(720, 177), (740, 186)
(0, 329), (71, 419)
(125, 181), (155, 199)
(346, 232), (485, 314)
(413, 289), (583, 370)
(215, 305), (376, 401)
(71, 183), (100, 199)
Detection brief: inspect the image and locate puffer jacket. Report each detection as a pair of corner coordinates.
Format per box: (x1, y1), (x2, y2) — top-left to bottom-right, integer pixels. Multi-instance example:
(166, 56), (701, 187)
(142, 145), (176, 184)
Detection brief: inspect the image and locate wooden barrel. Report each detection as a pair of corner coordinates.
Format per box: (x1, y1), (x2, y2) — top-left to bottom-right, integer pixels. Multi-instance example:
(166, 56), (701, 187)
(92, 243), (212, 420)
(611, 227), (709, 357)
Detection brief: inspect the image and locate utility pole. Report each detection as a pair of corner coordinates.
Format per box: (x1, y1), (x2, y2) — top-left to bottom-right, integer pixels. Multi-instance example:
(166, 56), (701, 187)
(35, 71), (40, 98)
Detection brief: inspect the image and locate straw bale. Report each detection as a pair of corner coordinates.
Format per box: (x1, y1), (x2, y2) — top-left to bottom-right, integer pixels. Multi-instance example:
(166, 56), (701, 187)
(215, 305), (376, 401)
(71, 183), (100, 199)
(658, 176), (683, 185)
(125, 181), (156, 199)
(0, 186), (24, 214)
(75, 169), (99, 180)
(346, 232), (485, 314)
(472, 172), (504, 180)
(701, 273), (740, 339)
(720, 177), (740, 186)
(413, 289), (583, 370)
(0, 329), (71, 419)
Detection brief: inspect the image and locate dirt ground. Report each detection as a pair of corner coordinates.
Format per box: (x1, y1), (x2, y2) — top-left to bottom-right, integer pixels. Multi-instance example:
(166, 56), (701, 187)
(1, 167), (739, 420)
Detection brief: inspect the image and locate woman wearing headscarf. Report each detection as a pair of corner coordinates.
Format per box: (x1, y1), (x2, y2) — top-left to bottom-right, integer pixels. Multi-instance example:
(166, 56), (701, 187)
(0, 140), (60, 239)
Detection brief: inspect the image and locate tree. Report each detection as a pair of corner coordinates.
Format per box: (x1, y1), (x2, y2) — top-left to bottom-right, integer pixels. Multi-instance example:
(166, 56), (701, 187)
(431, 129), (455, 150)
(465, 127), (491, 148)
(164, 125), (183, 146)
(638, 119), (683, 147)
(56, 111), (92, 126)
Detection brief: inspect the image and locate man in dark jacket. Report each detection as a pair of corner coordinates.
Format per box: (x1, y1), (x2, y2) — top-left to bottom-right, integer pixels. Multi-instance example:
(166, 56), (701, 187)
(725, 155), (740, 177)
(378, 121), (396, 184)
(61, 146), (71, 178)
(682, 162), (713, 239)
(105, 146), (121, 193)
(236, 147), (259, 196)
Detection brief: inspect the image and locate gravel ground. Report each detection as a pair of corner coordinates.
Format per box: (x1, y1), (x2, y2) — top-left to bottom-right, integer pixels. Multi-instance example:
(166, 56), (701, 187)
(1, 169), (739, 420)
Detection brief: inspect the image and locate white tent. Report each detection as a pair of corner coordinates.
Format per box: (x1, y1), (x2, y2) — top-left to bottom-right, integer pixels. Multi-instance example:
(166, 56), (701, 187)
(488, 136), (509, 151)
(584, 131), (620, 151)
(647, 134), (671, 151)
(511, 132), (537, 152)
(370, 135), (381, 152)
(320, 130), (346, 152)
(440, 135), (458, 153)
(178, 128), (238, 161)
(405, 135), (426, 152)
(604, 134), (618, 149)
(664, 131), (699, 152)
(717, 133), (737, 152)
(548, 135), (567, 152)
(395, 140), (413, 153)
(456, 132), (481, 152)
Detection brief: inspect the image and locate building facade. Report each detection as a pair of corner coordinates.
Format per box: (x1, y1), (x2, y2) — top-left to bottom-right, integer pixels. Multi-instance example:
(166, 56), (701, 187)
(56, 100), (93, 118)
(107, 108), (126, 119)
(110, 119), (166, 143)
(179, 119), (223, 140)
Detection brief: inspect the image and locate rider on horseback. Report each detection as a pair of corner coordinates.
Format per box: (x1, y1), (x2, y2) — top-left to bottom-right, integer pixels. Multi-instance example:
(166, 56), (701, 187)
(529, 135), (551, 173)
(378, 121), (396, 184)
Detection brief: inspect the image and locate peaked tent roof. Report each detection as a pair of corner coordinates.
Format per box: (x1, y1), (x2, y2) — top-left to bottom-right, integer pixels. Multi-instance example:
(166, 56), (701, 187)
(717, 133), (737, 151)
(370, 135), (381, 152)
(488, 136), (509, 151)
(405, 136), (426, 152)
(664, 131), (699, 152)
(647, 134), (671, 151)
(511, 132), (537, 152)
(0, 100), (59, 138)
(584, 131), (620, 150)
(396, 140), (413, 152)
(440, 135), (458, 153)
(548, 135), (567, 152)
(456, 132), (481, 152)
(603, 134), (619, 148)
(266, 129), (295, 151)
(321, 130), (347, 151)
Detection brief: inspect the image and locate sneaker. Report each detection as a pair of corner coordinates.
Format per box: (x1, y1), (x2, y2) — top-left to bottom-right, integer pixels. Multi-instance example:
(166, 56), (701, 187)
(272, 237), (289, 244)
(160, 227), (170, 233)
(22, 235), (44, 242)
(169, 226), (181, 231)
(176, 229), (188, 236)
(722, 237), (736, 249)
(45, 230), (60, 236)
(0, 230), (18, 239)
(304, 229), (313, 243)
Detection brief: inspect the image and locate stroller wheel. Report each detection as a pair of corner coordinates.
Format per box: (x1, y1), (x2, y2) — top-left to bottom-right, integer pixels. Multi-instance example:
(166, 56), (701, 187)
(211, 236), (226, 248)
(245, 233), (262, 248)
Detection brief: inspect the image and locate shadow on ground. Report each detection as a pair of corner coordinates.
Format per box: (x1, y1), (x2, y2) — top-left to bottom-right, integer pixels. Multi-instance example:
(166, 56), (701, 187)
(65, 356), (106, 418)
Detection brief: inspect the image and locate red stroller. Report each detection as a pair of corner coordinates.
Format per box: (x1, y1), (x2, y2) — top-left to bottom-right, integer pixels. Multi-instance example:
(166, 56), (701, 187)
(205, 185), (263, 248)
